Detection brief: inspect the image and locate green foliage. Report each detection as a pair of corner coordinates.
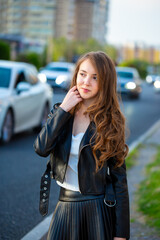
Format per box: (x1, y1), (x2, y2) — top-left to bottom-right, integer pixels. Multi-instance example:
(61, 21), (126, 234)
(0, 40), (10, 60)
(17, 52), (42, 70)
(119, 59), (149, 79)
(137, 146), (160, 232)
(52, 38), (69, 62)
(50, 37), (117, 63)
(125, 145), (141, 169)
(104, 44), (118, 62)
(16, 38), (118, 68)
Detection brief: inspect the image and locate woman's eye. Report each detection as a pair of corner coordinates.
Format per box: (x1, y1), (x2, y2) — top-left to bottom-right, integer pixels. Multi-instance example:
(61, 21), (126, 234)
(93, 76), (97, 80)
(80, 73), (85, 77)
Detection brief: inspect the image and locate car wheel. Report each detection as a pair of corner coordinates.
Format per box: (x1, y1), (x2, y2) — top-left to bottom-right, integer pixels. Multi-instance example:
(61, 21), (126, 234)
(2, 110), (14, 143)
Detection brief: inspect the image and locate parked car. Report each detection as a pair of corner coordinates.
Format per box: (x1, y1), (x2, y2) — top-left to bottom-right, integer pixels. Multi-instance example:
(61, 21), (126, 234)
(116, 67), (142, 99)
(39, 62), (75, 90)
(146, 74), (159, 85)
(0, 60), (53, 143)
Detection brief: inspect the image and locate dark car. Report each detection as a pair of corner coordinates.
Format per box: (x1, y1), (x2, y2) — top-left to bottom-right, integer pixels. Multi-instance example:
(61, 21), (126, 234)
(116, 67), (142, 99)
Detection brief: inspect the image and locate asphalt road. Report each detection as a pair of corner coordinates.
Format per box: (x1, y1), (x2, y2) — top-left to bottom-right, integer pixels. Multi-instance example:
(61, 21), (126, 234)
(0, 83), (160, 240)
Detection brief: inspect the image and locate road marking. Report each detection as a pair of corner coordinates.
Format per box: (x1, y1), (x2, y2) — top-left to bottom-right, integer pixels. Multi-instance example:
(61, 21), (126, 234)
(21, 118), (160, 240)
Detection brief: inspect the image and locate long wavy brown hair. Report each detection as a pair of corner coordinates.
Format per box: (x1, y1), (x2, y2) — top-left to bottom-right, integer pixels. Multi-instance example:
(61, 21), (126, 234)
(70, 51), (129, 171)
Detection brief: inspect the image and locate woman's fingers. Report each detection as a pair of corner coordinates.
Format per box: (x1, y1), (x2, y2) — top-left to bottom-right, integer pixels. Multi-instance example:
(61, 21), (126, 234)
(60, 86), (82, 112)
(69, 86), (77, 92)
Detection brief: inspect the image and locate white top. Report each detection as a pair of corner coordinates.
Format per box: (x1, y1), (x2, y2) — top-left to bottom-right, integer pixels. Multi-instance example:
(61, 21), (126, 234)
(56, 132), (84, 192)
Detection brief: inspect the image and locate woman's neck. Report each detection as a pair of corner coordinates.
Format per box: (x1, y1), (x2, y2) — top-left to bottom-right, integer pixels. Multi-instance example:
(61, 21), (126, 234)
(75, 99), (94, 117)
(81, 98), (94, 110)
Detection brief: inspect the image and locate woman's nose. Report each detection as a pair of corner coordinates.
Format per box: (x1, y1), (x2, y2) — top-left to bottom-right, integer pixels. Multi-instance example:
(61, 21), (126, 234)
(83, 76), (90, 85)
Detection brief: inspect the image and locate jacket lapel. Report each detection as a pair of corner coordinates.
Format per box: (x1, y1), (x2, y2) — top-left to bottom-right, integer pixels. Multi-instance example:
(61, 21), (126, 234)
(79, 121), (96, 151)
(62, 117), (73, 161)
(62, 119), (96, 160)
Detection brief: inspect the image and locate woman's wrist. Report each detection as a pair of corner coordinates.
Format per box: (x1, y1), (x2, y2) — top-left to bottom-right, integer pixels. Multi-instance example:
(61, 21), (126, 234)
(59, 104), (69, 112)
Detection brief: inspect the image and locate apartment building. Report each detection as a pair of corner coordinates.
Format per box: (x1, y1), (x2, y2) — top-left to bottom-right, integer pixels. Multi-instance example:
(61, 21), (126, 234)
(55, 0), (109, 44)
(0, 0), (109, 47)
(0, 0), (56, 44)
(118, 43), (160, 64)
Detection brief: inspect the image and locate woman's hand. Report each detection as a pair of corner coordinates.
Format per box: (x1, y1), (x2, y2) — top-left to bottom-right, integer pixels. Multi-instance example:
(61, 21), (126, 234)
(114, 238), (126, 240)
(60, 86), (82, 112)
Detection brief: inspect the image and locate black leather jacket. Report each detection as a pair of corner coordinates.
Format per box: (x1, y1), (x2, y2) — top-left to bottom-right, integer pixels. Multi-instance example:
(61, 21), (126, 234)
(34, 104), (130, 239)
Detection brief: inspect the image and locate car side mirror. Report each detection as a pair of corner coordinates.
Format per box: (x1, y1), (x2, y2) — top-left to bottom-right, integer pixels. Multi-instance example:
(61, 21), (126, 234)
(16, 82), (31, 94)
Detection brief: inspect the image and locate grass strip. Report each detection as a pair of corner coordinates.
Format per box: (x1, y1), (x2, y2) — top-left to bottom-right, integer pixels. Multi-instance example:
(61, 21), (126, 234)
(137, 145), (160, 232)
(126, 144), (142, 169)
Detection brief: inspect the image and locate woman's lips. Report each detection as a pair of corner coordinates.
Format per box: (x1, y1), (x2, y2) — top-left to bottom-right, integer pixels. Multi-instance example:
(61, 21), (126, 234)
(82, 88), (90, 93)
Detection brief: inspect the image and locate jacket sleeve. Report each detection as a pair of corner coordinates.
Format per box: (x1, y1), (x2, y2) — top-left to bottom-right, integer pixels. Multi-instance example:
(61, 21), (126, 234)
(33, 105), (72, 157)
(110, 160), (130, 239)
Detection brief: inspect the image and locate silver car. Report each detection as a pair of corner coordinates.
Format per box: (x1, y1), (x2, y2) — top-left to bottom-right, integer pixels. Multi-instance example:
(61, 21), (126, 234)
(116, 67), (142, 99)
(40, 62), (75, 90)
(0, 60), (53, 143)
(146, 74), (159, 84)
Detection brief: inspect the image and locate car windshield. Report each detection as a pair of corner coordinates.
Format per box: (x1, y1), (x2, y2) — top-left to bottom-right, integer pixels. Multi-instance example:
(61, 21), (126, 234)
(117, 71), (133, 79)
(46, 66), (69, 72)
(0, 67), (11, 88)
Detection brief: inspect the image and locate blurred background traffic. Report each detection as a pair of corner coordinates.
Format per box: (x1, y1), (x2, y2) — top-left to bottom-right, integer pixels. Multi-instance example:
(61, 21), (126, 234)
(0, 0), (160, 239)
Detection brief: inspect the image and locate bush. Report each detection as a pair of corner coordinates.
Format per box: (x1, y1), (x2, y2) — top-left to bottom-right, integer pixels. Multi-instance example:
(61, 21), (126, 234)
(17, 52), (42, 70)
(0, 40), (10, 60)
(119, 59), (149, 79)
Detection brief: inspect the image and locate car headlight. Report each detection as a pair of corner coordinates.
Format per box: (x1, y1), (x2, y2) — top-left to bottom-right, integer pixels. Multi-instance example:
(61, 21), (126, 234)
(125, 82), (136, 90)
(154, 80), (160, 89)
(38, 73), (47, 83)
(146, 76), (152, 83)
(56, 75), (68, 85)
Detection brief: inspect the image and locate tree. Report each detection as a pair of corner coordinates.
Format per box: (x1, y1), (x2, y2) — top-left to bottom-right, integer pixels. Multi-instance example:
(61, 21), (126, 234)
(119, 59), (149, 79)
(52, 38), (68, 62)
(0, 40), (10, 60)
(104, 44), (118, 63)
(46, 37), (118, 64)
(17, 52), (42, 70)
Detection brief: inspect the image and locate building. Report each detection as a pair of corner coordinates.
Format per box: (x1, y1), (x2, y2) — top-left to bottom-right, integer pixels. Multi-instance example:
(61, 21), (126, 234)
(0, 0), (56, 49)
(0, 0), (109, 57)
(117, 42), (160, 64)
(54, 0), (109, 44)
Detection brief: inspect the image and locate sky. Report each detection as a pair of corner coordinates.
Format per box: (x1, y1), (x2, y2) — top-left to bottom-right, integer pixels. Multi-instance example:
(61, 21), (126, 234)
(107, 0), (160, 47)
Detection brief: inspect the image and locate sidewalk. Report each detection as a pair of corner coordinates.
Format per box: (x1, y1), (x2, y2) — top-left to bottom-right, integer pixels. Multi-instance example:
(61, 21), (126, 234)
(128, 124), (160, 240)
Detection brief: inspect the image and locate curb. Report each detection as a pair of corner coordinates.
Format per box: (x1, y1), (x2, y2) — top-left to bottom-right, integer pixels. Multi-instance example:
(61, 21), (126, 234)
(129, 119), (160, 152)
(21, 214), (52, 240)
(21, 118), (160, 240)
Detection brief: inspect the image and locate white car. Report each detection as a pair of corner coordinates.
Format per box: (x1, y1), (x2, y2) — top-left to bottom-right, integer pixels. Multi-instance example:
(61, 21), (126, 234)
(0, 60), (53, 143)
(146, 74), (159, 84)
(40, 62), (75, 90)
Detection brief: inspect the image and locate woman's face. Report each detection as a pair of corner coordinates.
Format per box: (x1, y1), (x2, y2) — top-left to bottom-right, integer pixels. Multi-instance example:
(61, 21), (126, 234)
(76, 59), (99, 103)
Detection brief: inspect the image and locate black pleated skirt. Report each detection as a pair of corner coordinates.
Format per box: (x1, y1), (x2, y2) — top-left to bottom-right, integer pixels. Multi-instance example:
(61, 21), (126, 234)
(47, 187), (114, 240)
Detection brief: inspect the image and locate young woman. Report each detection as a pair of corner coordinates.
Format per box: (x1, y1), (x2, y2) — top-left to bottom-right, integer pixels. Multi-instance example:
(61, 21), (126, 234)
(34, 51), (130, 240)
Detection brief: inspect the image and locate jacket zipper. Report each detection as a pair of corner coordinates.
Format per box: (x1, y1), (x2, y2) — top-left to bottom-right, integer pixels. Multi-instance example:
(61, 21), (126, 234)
(78, 143), (90, 193)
